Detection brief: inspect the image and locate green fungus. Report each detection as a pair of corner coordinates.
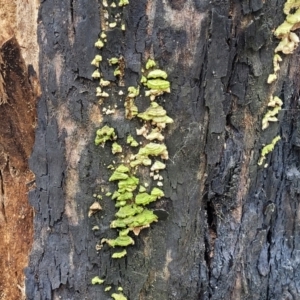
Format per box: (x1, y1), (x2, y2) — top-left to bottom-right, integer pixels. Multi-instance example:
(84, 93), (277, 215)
(114, 67), (121, 76)
(91, 276), (105, 285)
(111, 293), (127, 300)
(91, 55), (102, 67)
(102, 234), (135, 247)
(139, 185), (146, 193)
(115, 204), (144, 218)
(262, 106), (281, 130)
(140, 75), (147, 84)
(151, 160), (166, 171)
(100, 78), (111, 87)
(95, 39), (104, 49)
(110, 209), (158, 229)
(147, 69), (168, 79)
(146, 128), (164, 141)
(109, 57), (119, 65)
(126, 135), (139, 147)
(109, 165), (130, 181)
(112, 249), (127, 258)
(116, 191), (134, 202)
(104, 286), (112, 292)
(95, 125), (117, 146)
(146, 79), (170, 90)
(92, 69), (101, 79)
(258, 136), (281, 166)
(135, 192), (157, 206)
(118, 176), (139, 192)
(127, 86), (139, 98)
(130, 143), (169, 167)
(112, 142), (123, 154)
(137, 102), (173, 128)
(118, 0), (129, 6)
(145, 59), (156, 70)
(150, 187), (165, 198)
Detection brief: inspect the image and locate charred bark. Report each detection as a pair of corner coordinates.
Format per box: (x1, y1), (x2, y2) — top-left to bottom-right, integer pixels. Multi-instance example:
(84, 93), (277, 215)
(23, 0), (300, 299)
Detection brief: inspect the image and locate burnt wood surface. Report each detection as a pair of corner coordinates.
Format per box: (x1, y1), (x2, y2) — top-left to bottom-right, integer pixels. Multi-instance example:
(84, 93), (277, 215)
(26, 0), (300, 299)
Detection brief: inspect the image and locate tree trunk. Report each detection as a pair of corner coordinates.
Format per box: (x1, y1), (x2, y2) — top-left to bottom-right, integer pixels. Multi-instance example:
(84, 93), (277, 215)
(1, 0), (300, 299)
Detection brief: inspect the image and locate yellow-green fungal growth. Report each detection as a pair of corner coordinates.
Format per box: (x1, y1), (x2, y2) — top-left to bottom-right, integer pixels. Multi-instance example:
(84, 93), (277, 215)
(130, 143), (169, 167)
(96, 87), (109, 98)
(109, 165), (129, 181)
(112, 249), (127, 258)
(117, 176), (139, 192)
(146, 128), (165, 141)
(137, 102), (174, 128)
(262, 106), (281, 130)
(102, 231), (135, 247)
(118, 287), (123, 291)
(262, 96), (283, 130)
(92, 69), (101, 79)
(145, 58), (156, 70)
(111, 293), (127, 300)
(91, 276), (105, 285)
(146, 79), (170, 90)
(150, 160), (166, 171)
(95, 39), (104, 49)
(100, 78), (111, 87)
(147, 69), (168, 79)
(112, 142), (123, 154)
(127, 86), (139, 98)
(268, 96), (283, 107)
(115, 204), (144, 218)
(114, 67), (121, 76)
(109, 57), (119, 65)
(104, 286), (112, 292)
(275, 32), (299, 54)
(258, 136), (281, 166)
(284, 0), (300, 15)
(91, 55), (103, 67)
(126, 135), (139, 147)
(118, 0), (129, 6)
(140, 75), (147, 84)
(135, 188), (164, 206)
(95, 125), (117, 146)
(109, 22), (117, 28)
(110, 209), (158, 229)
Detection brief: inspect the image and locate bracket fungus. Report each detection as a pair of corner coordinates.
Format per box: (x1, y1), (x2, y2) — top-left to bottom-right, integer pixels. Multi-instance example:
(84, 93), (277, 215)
(137, 102), (173, 128)
(258, 136), (281, 166)
(126, 135), (139, 147)
(130, 143), (169, 167)
(91, 55), (103, 67)
(112, 142), (123, 154)
(95, 125), (117, 146)
(91, 276), (105, 285)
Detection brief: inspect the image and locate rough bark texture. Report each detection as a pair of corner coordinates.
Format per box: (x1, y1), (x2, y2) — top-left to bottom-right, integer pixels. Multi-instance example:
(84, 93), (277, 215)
(0, 1), (39, 299)
(24, 0), (300, 299)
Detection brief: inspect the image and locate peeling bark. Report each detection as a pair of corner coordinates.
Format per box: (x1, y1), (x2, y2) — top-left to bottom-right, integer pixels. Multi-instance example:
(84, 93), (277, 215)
(23, 0), (300, 299)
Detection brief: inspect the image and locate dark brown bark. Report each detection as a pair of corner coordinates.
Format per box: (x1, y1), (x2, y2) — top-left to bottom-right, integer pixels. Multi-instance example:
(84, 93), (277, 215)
(25, 0), (300, 299)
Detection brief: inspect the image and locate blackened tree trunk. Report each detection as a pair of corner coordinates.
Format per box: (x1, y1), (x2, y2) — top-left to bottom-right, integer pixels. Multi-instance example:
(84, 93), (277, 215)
(3, 0), (299, 299)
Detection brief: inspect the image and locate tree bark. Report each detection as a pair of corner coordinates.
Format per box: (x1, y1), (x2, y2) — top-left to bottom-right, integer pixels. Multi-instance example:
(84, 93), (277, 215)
(2, 0), (299, 299)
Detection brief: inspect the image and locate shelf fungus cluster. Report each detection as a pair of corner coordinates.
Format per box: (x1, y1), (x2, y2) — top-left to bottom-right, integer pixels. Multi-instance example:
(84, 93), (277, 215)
(261, 96), (283, 130)
(258, 136), (281, 166)
(92, 55), (172, 266)
(268, 0), (300, 84)
(259, 0), (300, 165)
